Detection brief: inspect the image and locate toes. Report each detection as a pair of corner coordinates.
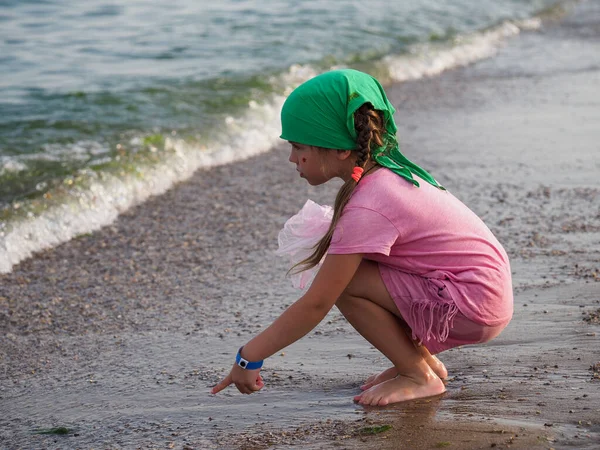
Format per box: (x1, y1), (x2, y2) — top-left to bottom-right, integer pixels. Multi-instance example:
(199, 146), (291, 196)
(358, 393), (373, 405)
(370, 395), (383, 406)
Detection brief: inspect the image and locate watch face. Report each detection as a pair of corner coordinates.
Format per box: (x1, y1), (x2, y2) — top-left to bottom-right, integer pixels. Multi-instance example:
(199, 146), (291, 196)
(240, 361), (247, 368)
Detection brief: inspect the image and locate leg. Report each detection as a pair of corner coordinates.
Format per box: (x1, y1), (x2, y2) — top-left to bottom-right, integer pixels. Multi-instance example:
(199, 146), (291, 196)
(418, 345), (448, 380)
(336, 260), (445, 405)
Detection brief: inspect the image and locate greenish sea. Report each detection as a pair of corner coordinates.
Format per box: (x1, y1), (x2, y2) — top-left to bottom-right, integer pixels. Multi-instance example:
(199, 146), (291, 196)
(0, 0), (566, 272)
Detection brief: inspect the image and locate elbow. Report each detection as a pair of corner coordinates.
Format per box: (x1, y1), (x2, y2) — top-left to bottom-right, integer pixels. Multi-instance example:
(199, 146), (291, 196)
(306, 294), (335, 319)
(312, 301), (332, 318)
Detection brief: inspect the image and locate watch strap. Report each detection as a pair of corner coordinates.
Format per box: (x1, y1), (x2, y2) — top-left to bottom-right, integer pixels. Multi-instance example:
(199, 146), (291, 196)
(235, 346), (264, 370)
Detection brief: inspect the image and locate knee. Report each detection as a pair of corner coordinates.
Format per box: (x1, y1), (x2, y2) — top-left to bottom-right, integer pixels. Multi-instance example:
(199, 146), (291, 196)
(335, 290), (359, 314)
(335, 267), (363, 311)
(335, 291), (348, 309)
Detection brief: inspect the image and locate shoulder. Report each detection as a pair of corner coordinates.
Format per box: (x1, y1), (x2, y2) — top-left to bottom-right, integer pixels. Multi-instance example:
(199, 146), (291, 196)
(354, 167), (414, 194)
(333, 170), (404, 243)
(346, 167), (417, 211)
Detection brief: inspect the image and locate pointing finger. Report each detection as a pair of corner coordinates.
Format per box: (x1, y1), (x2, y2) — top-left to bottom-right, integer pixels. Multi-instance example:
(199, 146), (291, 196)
(211, 373), (232, 394)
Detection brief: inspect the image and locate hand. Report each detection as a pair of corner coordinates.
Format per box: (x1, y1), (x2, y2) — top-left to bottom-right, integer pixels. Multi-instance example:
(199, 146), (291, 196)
(211, 364), (264, 395)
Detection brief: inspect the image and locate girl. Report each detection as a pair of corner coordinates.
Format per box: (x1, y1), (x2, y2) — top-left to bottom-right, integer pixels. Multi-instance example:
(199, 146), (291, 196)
(211, 69), (513, 405)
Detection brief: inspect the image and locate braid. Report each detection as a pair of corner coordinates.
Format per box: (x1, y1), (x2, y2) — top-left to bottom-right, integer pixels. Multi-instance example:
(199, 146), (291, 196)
(290, 103), (386, 274)
(354, 103), (384, 168)
(354, 112), (371, 168)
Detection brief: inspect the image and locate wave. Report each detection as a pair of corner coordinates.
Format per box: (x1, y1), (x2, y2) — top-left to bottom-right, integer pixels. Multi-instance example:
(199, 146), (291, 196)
(383, 19), (541, 82)
(0, 16), (549, 273)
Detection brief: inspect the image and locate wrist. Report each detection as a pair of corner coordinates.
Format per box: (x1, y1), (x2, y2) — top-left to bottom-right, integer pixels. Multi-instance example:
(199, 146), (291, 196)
(236, 346), (264, 370)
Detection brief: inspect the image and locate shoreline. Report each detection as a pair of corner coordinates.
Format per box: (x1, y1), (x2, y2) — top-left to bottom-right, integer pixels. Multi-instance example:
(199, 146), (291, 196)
(0, 2), (563, 276)
(1, 2), (600, 449)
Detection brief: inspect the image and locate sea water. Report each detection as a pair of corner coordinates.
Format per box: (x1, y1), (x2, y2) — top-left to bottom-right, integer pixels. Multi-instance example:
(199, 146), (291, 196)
(0, 0), (567, 272)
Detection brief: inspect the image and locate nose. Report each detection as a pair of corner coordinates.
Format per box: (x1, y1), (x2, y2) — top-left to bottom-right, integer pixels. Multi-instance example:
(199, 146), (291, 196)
(288, 148), (297, 164)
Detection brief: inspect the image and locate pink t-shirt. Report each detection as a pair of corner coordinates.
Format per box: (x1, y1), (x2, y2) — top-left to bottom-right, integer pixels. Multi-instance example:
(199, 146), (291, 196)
(328, 168), (513, 326)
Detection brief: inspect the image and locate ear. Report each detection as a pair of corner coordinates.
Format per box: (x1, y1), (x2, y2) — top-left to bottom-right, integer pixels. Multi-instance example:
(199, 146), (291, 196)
(335, 150), (353, 161)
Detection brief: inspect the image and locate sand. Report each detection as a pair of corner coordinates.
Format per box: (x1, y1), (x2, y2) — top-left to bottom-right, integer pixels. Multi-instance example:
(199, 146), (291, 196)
(1, 2), (599, 449)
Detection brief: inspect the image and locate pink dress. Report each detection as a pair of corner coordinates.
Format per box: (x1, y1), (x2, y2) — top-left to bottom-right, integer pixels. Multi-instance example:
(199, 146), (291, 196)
(328, 168), (513, 354)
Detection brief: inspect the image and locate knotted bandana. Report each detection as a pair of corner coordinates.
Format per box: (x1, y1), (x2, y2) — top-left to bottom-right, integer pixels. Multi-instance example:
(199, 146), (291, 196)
(280, 69), (444, 189)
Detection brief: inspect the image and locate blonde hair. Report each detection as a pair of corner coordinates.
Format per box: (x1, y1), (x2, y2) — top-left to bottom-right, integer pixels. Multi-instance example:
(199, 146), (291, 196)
(291, 103), (385, 274)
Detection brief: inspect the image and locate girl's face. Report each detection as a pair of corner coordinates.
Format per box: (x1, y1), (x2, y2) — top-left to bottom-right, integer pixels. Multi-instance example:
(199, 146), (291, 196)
(288, 142), (330, 186)
(288, 142), (352, 185)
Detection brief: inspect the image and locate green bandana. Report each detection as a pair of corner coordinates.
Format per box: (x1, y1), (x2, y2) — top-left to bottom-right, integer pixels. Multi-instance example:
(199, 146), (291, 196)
(280, 69), (444, 189)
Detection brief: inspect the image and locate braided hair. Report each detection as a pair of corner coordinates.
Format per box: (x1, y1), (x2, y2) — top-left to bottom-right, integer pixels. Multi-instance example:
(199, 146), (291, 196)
(291, 103), (385, 273)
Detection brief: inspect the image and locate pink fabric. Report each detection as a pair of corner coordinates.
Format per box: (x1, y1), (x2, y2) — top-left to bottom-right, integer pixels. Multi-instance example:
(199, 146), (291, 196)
(328, 168), (513, 349)
(379, 267), (507, 354)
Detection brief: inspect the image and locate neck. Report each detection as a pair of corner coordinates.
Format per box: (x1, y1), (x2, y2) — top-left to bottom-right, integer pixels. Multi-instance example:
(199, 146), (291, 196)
(360, 161), (379, 178)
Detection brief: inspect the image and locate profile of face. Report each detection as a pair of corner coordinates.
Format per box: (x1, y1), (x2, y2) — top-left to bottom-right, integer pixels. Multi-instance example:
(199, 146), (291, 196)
(288, 142), (353, 186)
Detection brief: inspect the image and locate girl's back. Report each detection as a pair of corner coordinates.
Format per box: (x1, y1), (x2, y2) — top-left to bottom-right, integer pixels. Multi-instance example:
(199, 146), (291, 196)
(329, 167), (513, 326)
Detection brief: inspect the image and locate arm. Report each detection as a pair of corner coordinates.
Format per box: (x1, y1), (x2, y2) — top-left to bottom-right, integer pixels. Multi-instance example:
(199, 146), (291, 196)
(211, 253), (363, 394)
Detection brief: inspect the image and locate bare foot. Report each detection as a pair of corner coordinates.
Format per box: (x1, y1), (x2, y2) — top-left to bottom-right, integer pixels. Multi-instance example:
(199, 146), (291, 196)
(354, 372), (446, 406)
(426, 355), (448, 380)
(360, 367), (397, 391)
(360, 356), (448, 391)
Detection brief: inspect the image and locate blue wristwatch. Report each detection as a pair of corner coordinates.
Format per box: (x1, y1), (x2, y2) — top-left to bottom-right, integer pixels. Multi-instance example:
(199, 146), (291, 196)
(235, 346), (264, 370)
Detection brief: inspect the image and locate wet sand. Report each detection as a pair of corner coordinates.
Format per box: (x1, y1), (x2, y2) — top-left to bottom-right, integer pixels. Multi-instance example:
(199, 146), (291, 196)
(1, 2), (600, 449)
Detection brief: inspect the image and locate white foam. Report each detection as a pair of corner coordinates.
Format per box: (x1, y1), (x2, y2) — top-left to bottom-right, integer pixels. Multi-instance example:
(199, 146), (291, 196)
(0, 156), (27, 175)
(42, 140), (110, 159)
(0, 96), (288, 273)
(384, 20), (539, 82)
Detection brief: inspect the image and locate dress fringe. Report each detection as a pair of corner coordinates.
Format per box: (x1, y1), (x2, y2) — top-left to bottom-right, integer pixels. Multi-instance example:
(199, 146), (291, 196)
(408, 298), (459, 344)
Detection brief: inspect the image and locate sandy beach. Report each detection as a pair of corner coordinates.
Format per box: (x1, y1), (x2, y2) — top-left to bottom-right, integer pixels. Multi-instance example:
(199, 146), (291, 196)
(1, 1), (599, 449)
